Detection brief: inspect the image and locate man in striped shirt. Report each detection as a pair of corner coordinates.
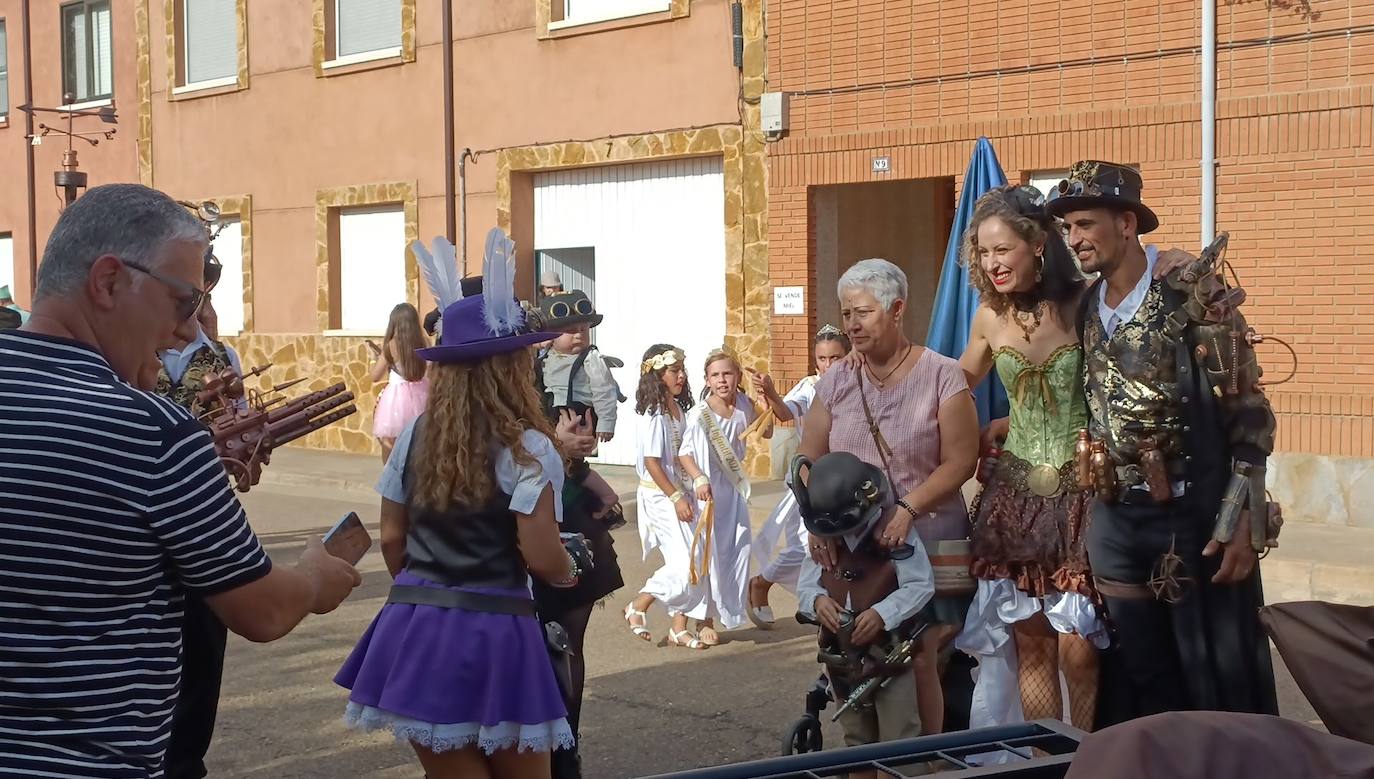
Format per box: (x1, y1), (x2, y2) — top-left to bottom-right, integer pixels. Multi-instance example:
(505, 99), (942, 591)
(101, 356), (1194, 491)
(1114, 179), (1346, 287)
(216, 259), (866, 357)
(0, 184), (362, 778)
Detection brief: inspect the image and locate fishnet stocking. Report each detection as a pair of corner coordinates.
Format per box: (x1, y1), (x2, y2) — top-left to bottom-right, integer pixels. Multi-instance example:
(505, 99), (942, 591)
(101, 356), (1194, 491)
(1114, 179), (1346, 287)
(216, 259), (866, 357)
(1012, 613), (1099, 731)
(1013, 614), (1063, 722)
(1059, 631), (1098, 731)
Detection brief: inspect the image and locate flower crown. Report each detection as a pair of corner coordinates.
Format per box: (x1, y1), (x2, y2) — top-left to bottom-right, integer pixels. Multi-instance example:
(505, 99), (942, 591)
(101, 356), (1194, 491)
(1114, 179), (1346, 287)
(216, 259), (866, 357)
(641, 348), (685, 375)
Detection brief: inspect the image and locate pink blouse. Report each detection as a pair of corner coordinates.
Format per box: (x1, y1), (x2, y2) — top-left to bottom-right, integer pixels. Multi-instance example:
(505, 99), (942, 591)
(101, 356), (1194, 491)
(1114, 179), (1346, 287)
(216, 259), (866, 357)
(815, 349), (971, 544)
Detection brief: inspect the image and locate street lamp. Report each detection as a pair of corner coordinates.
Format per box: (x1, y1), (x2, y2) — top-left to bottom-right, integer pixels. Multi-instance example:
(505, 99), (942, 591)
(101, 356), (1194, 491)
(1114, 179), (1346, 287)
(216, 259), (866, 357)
(16, 94), (119, 207)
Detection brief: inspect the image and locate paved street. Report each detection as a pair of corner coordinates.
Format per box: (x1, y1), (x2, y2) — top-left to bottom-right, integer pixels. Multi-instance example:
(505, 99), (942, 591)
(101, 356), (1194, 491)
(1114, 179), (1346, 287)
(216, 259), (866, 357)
(207, 475), (1322, 778)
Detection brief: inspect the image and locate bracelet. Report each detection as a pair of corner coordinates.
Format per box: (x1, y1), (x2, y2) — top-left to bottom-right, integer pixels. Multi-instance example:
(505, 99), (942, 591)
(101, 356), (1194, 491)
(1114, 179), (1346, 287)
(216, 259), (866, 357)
(693, 475), (710, 490)
(895, 499), (920, 520)
(669, 490), (685, 504)
(547, 549), (580, 588)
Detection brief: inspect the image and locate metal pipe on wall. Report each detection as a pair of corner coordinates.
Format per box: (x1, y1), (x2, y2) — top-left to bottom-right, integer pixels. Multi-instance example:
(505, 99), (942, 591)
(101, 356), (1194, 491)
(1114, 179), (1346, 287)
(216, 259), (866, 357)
(22, 0), (38, 295)
(1202, 0), (1217, 244)
(458, 148), (473, 270)
(442, 0), (457, 244)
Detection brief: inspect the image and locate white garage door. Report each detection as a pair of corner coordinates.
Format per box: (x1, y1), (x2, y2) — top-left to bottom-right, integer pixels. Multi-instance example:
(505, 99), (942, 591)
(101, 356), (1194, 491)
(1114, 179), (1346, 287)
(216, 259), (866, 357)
(535, 157), (726, 466)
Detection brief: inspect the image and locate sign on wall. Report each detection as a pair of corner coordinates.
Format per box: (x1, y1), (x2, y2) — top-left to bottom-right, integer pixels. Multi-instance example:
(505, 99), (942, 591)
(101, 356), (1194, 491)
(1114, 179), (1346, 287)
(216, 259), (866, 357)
(774, 286), (805, 315)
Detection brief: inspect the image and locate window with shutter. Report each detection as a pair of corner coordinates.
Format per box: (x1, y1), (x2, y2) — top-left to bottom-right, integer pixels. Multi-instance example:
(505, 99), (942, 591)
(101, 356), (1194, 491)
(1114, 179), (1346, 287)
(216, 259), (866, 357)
(338, 205), (406, 332)
(555, 0), (671, 28)
(0, 20), (9, 118)
(61, 1), (113, 103)
(336, 0), (401, 59)
(184, 0), (237, 86)
(0, 234), (12, 297)
(209, 219), (245, 336)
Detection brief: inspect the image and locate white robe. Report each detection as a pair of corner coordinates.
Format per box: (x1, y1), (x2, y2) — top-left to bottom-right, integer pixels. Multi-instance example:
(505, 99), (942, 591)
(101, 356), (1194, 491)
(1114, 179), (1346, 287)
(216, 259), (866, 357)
(752, 376), (817, 592)
(674, 394), (755, 629)
(634, 409), (702, 618)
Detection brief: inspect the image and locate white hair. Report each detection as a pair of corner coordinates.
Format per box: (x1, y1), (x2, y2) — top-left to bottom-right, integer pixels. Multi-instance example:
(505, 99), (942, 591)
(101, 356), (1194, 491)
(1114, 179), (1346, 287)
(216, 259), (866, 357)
(837, 258), (908, 310)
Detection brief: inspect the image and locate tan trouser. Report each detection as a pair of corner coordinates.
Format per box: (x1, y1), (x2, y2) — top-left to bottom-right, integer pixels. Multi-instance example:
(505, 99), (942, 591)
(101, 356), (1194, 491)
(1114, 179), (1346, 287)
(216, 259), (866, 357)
(836, 669), (922, 748)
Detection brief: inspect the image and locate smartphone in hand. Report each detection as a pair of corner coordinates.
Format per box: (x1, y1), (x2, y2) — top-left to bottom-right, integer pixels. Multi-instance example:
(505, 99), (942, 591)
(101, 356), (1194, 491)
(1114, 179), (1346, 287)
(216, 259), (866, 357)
(323, 512), (372, 566)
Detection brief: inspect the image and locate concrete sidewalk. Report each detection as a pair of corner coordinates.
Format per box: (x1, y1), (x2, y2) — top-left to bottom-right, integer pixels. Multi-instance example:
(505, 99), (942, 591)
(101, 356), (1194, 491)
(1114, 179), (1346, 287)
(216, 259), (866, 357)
(261, 447), (1374, 606)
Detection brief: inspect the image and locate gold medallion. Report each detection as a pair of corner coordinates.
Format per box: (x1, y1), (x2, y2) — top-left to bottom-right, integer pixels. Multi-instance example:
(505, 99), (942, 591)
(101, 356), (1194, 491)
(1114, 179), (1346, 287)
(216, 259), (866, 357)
(1027, 464), (1062, 498)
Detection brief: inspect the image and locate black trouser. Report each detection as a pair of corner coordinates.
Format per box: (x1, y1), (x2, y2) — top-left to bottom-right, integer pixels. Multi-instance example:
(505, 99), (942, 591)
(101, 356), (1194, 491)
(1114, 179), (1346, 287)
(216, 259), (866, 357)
(165, 594), (228, 779)
(1087, 498), (1194, 717)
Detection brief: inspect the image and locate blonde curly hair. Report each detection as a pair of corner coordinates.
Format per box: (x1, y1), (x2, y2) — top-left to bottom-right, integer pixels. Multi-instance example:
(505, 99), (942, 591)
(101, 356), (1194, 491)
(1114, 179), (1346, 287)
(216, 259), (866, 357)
(411, 349), (562, 512)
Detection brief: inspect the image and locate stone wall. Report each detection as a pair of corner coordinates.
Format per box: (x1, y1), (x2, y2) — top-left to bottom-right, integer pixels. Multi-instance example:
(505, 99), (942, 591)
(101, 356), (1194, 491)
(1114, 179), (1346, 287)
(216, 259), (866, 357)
(223, 333), (384, 456)
(1269, 452), (1374, 529)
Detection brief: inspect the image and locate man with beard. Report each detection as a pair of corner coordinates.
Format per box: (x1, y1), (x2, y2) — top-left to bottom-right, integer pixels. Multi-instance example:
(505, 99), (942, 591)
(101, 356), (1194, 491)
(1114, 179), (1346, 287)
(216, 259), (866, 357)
(1046, 161), (1279, 722)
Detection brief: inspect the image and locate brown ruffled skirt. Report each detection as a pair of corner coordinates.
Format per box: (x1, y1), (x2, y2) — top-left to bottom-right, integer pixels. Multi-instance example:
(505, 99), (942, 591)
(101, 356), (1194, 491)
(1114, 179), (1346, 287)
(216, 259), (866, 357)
(969, 452), (1095, 599)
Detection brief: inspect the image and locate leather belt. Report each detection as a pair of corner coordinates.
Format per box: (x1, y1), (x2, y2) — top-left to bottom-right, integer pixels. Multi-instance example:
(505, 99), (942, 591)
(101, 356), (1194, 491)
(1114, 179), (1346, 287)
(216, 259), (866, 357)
(387, 584), (537, 616)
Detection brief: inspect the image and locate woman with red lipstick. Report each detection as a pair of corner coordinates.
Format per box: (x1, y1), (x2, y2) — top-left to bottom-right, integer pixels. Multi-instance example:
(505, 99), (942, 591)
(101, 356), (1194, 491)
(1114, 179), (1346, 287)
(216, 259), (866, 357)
(953, 184), (1106, 732)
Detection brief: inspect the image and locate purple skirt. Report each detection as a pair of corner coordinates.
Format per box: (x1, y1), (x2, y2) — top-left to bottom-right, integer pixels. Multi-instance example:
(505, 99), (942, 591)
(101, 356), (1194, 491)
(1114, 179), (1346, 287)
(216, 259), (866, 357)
(335, 571), (572, 754)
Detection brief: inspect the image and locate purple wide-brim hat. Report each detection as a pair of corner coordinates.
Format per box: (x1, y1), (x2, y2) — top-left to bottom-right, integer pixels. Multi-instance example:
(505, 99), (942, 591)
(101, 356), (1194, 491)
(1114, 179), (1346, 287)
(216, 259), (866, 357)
(416, 295), (555, 364)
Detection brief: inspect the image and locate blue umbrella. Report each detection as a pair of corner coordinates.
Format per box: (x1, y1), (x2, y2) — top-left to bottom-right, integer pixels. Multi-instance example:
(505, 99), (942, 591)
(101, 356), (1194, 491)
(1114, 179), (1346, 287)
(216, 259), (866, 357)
(926, 137), (1010, 425)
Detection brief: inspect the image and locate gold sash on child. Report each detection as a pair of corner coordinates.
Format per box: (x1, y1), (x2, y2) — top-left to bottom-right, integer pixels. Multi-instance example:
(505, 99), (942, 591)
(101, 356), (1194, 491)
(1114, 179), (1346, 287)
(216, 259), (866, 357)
(700, 407), (751, 503)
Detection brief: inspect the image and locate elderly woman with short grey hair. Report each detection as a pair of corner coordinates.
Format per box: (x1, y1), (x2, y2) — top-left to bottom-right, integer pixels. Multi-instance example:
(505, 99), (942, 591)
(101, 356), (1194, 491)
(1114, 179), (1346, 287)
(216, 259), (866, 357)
(799, 258), (980, 736)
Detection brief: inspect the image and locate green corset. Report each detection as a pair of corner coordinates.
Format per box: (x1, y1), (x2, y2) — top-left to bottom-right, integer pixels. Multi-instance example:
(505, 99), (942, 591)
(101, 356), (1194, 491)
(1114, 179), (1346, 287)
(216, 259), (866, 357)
(995, 345), (1088, 468)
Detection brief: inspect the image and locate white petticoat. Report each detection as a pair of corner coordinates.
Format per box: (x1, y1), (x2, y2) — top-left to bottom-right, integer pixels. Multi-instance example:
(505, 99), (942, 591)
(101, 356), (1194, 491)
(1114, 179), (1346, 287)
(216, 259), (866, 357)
(954, 579), (1109, 730)
(344, 701), (575, 755)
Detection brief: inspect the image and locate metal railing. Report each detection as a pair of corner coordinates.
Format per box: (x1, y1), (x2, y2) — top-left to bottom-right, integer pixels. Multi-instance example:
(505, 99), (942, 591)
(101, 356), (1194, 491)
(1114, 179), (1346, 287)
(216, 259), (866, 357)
(641, 720), (1085, 779)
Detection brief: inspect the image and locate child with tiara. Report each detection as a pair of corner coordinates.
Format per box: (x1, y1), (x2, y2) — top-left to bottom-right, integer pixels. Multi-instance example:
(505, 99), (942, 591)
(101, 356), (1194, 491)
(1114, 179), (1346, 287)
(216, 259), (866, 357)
(746, 324), (852, 627)
(337, 230), (590, 779)
(624, 344), (707, 648)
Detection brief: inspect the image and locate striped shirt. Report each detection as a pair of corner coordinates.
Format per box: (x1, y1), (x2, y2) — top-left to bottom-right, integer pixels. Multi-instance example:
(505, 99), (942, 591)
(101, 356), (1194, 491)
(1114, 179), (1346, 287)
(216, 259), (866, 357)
(0, 331), (272, 778)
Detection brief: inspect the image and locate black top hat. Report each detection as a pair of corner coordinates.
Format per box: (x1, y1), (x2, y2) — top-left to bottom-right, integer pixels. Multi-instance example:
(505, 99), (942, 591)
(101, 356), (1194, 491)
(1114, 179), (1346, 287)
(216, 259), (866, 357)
(1045, 160), (1159, 235)
(0, 307), (20, 331)
(789, 452), (891, 538)
(538, 290), (603, 329)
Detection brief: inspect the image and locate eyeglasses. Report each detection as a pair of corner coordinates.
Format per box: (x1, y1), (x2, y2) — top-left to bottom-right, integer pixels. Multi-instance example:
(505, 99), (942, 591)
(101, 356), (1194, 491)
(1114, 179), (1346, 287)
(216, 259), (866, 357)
(203, 252), (223, 292)
(124, 262), (207, 322)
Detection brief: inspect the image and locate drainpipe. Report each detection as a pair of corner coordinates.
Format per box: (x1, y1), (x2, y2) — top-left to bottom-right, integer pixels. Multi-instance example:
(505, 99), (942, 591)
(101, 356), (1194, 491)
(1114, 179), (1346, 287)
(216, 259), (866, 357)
(1201, 0), (1217, 244)
(442, 0), (456, 244)
(22, 0), (37, 295)
(458, 148), (473, 270)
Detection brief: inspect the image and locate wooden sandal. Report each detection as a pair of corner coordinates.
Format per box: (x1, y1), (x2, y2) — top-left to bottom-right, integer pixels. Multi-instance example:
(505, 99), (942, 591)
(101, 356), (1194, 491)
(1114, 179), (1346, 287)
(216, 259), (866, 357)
(668, 628), (709, 650)
(623, 604), (652, 642)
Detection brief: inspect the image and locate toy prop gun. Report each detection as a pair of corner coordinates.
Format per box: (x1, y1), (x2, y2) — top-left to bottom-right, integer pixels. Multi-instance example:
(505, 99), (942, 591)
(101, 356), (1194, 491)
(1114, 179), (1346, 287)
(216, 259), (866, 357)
(196, 363), (358, 492)
(829, 621), (929, 722)
(796, 611), (929, 722)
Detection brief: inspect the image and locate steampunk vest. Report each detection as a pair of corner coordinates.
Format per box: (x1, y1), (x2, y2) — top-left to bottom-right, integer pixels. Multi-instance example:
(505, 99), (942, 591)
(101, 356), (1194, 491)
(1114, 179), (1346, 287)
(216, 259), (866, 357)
(1082, 281), (1186, 465)
(155, 342), (231, 416)
(819, 517), (897, 614)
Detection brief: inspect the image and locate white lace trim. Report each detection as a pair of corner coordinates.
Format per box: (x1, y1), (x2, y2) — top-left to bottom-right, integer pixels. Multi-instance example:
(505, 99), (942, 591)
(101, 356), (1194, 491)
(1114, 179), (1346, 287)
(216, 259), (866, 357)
(343, 701), (575, 755)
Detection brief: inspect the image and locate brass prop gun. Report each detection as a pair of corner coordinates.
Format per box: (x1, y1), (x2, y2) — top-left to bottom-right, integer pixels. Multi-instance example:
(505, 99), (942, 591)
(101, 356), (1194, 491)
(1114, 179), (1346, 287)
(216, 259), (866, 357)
(196, 363), (358, 492)
(796, 611), (929, 722)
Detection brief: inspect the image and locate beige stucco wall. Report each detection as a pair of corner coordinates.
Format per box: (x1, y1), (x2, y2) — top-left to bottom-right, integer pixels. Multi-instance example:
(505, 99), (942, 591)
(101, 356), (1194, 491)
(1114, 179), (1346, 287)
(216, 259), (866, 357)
(123, 0), (763, 456)
(0, 0), (143, 305)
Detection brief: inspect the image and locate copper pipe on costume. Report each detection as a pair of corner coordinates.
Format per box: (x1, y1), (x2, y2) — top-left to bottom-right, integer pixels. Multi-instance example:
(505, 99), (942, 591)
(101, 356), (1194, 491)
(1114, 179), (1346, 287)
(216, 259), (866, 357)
(272, 406), (358, 447)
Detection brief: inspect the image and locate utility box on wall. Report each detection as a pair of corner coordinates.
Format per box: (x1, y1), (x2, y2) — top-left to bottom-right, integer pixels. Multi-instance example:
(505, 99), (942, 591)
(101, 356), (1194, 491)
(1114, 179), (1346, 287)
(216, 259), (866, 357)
(761, 92), (790, 136)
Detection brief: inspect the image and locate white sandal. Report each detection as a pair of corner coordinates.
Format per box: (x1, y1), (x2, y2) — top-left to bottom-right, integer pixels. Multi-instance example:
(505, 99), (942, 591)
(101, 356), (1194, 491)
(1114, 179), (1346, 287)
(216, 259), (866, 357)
(668, 628), (709, 650)
(623, 604), (652, 642)
(747, 577), (777, 630)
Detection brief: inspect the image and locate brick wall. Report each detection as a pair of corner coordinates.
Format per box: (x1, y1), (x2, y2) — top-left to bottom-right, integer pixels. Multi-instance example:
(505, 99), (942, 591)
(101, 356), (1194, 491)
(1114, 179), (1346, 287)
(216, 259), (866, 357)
(764, 0), (1374, 458)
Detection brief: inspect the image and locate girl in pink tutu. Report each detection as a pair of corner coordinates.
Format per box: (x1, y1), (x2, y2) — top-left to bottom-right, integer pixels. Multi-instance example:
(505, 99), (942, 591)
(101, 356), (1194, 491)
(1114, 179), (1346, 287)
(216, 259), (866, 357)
(369, 303), (430, 463)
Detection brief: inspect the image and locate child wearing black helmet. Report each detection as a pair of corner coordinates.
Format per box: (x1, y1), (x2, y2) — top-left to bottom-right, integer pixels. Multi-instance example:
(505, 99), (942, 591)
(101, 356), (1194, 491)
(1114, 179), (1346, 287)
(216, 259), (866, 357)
(793, 452), (936, 767)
